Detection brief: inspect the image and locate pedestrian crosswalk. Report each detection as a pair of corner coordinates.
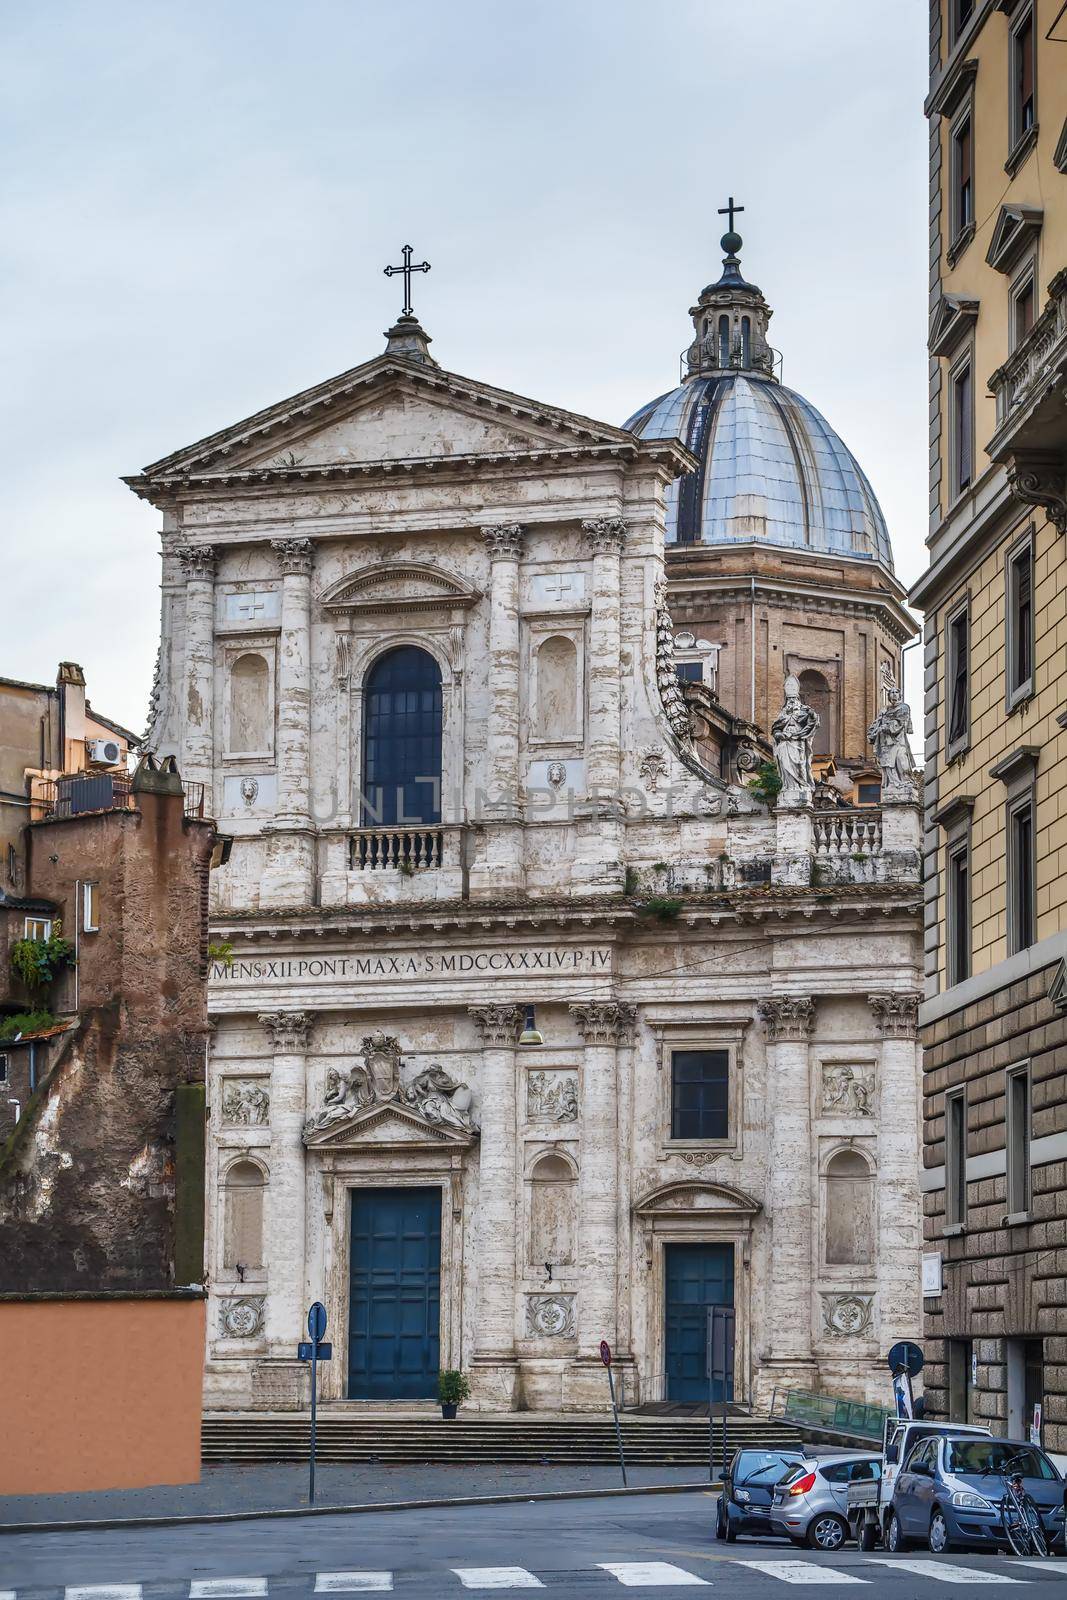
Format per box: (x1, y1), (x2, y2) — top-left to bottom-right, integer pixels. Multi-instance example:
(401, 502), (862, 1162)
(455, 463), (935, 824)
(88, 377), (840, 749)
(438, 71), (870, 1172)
(28, 1560), (1067, 1596)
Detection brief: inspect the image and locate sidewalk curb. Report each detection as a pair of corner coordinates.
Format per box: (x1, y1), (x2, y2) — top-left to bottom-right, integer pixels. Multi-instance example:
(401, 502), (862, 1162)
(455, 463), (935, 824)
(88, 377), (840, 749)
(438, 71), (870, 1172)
(0, 1480), (719, 1537)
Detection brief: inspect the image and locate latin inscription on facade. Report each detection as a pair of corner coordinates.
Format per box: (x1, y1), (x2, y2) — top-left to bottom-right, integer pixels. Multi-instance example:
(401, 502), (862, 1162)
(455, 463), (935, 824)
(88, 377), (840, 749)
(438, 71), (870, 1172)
(210, 945), (613, 985)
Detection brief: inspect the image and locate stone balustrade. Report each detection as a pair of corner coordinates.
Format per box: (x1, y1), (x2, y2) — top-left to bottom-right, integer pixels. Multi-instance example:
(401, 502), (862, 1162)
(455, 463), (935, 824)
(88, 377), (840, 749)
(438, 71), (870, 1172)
(349, 827), (447, 872)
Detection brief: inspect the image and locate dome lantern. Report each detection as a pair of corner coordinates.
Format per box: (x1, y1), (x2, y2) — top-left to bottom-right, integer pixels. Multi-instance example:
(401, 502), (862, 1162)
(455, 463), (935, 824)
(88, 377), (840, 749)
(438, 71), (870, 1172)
(685, 199), (775, 379)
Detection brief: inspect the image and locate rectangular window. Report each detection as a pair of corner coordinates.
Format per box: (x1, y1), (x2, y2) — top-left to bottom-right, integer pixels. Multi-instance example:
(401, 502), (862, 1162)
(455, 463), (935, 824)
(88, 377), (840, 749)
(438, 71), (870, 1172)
(1008, 792), (1036, 953)
(857, 782), (882, 805)
(1006, 1064), (1032, 1215)
(1006, 535), (1035, 707)
(1011, 7), (1036, 150)
(675, 661), (703, 684)
(952, 0), (974, 42)
(671, 1049), (729, 1141)
(947, 836), (971, 986)
(947, 603), (970, 753)
(1012, 271), (1036, 350)
(22, 917), (52, 942)
(952, 115), (974, 240)
(951, 358), (974, 495)
(0, 1054), (7, 1085)
(946, 1088), (967, 1228)
(82, 882), (99, 933)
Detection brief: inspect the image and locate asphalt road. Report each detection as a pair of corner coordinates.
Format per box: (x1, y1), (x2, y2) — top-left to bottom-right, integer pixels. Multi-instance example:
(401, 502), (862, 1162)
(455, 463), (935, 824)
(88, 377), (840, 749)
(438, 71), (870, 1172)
(2, 1491), (1065, 1598)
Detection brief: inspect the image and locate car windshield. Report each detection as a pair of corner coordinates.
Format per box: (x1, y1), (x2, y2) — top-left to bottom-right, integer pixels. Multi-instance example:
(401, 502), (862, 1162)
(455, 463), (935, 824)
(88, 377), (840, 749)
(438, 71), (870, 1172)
(946, 1441), (1056, 1480)
(734, 1450), (802, 1485)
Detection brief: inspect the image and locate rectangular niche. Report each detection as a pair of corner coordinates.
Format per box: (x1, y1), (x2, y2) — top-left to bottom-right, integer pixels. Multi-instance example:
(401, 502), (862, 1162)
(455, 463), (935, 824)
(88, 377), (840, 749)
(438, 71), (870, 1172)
(524, 621), (585, 748)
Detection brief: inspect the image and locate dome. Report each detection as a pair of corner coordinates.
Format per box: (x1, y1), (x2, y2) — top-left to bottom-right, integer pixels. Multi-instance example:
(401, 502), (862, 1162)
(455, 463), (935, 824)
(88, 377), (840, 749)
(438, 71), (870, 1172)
(625, 373), (893, 569)
(624, 220), (894, 571)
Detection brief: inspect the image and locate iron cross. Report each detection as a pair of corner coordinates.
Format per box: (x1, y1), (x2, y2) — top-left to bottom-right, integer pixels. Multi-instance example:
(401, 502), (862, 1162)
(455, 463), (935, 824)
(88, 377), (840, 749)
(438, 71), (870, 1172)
(384, 244), (431, 317)
(717, 197), (744, 232)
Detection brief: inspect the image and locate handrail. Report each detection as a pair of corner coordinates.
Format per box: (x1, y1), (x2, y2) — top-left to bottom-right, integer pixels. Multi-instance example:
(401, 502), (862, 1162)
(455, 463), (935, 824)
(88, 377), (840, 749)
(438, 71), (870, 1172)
(770, 1386), (891, 1441)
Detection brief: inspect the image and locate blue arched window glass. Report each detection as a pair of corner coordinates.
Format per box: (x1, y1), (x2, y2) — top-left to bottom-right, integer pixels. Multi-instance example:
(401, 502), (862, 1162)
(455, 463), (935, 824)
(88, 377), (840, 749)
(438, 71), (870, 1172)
(362, 647), (442, 825)
(717, 315), (730, 368)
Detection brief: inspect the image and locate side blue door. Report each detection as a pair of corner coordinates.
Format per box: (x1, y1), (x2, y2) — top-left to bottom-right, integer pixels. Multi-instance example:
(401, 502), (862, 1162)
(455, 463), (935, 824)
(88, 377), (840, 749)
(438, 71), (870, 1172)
(349, 1187), (441, 1399)
(664, 1243), (735, 1403)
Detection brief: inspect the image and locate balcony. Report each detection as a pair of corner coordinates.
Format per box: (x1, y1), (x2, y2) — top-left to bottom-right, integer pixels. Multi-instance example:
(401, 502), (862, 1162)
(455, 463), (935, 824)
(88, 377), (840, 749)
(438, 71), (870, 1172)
(988, 270), (1067, 526)
(39, 773), (206, 820)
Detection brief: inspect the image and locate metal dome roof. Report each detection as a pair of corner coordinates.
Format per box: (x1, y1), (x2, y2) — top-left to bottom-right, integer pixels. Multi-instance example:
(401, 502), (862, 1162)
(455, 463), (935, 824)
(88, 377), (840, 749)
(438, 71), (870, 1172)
(624, 371), (894, 570)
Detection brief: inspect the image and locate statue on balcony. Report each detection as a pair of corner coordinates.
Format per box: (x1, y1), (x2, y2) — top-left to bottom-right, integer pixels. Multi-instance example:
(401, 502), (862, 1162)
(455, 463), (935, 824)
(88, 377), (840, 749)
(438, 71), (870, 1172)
(868, 687), (920, 802)
(772, 676), (818, 806)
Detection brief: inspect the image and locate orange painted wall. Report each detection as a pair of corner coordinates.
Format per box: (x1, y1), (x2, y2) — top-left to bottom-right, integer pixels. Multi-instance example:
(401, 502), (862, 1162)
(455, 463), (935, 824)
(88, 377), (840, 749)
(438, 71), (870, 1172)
(0, 1296), (204, 1494)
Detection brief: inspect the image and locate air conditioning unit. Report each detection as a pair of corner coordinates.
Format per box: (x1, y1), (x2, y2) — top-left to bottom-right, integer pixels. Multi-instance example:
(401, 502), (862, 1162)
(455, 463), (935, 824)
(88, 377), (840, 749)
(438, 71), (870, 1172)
(87, 738), (121, 766)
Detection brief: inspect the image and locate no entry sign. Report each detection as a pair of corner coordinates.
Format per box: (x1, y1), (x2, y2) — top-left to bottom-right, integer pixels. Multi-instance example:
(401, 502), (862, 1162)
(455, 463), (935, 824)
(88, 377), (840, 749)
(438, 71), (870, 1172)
(600, 1340), (612, 1367)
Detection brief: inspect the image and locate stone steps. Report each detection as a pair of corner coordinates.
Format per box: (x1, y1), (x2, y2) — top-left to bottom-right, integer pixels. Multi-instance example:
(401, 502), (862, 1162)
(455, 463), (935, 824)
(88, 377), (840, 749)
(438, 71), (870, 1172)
(201, 1413), (801, 1465)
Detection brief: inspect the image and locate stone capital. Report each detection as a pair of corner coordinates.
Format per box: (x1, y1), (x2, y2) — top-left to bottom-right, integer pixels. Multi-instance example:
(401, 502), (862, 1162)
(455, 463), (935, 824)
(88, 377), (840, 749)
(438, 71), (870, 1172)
(581, 516), (627, 555)
(271, 537), (314, 576)
(468, 1003), (523, 1046)
(569, 1000), (637, 1045)
(481, 524), (525, 560)
(259, 1010), (313, 1052)
(758, 995), (815, 1043)
(176, 542), (217, 581)
(867, 992), (921, 1039)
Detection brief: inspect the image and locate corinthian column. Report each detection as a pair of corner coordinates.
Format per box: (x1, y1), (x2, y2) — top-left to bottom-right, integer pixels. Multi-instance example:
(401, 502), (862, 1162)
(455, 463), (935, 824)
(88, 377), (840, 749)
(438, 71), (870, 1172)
(177, 543), (217, 791)
(261, 538), (315, 908)
(270, 537), (313, 828)
(260, 1009), (313, 1352)
(758, 996), (816, 1388)
(580, 518), (626, 805)
(868, 992), (922, 1354)
(468, 1002), (523, 1408)
(481, 525), (524, 817)
(569, 1000), (635, 1365)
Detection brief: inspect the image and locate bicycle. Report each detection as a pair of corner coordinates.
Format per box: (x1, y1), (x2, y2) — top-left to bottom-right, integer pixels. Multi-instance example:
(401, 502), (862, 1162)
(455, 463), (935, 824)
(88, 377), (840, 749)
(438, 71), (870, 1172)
(992, 1456), (1050, 1559)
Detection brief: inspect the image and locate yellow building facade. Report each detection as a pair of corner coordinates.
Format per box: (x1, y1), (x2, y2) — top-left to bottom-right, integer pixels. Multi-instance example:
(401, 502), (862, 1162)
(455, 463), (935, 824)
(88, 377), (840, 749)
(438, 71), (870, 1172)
(912, 0), (1067, 1442)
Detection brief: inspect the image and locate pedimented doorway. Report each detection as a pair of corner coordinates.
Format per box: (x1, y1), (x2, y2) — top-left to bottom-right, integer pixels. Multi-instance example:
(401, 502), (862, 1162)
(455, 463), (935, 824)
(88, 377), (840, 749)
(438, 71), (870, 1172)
(348, 1187), (441, 1399)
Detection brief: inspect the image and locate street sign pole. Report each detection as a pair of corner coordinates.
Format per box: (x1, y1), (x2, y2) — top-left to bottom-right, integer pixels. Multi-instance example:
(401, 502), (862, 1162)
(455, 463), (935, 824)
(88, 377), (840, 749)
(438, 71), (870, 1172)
(298, 1301), (332, 1506)
(600, 1341), (627, 1488)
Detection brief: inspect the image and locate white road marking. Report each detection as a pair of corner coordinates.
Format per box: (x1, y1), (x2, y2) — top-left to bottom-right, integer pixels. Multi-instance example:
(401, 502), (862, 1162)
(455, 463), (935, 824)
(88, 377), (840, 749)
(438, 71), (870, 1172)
(732, 1563), (867, 1585)
(597, 1564), (709, 1587)
(451, 1571), (544, 1590)
(315, 1578), (394, 1593)
(865, 1559), (1023, 1584)
(1011, 1561), (1067, 1573)
(189, 1584), (269, 1599)
(67, 1589), (143, 1600)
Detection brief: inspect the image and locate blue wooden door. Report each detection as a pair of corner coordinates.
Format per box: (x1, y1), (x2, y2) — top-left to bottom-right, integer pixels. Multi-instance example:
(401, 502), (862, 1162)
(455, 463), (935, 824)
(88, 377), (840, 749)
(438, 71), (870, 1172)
(664, 1243), (734, 1403)
(349, 1187), (441, 1399)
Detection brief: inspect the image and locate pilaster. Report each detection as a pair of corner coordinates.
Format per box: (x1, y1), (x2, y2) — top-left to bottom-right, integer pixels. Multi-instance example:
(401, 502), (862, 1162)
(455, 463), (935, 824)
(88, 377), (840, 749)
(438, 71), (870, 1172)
(468, 1002), (523, 1408)
(260, 1009), (313, 1354)
(758, 995), (817, 1393)
(261, 538), (315, 908)
(868, 992), (922, 1355)
(177, 543), (217, 792)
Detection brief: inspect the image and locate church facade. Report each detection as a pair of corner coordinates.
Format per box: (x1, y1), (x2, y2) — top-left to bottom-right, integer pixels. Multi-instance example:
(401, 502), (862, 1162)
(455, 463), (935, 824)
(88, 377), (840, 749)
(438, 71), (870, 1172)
(129, 229), (924, 1412)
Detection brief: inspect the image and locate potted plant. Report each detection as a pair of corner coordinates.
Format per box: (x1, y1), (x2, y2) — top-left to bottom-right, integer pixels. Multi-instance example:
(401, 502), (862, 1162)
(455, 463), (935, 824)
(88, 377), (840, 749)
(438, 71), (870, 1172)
(437, 1368), (470, 1420)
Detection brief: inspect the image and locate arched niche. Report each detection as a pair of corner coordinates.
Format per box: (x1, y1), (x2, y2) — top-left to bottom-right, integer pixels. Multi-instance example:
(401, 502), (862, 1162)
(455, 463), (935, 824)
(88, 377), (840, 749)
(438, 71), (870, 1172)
(222, 1157), (267, 1271)
(799, 668), (834, 758)
(824, 1147), (874, 1265)
(535, 635), (579, 742)
(228, 652), (272, 754)
(528, 1149), (576, 1268)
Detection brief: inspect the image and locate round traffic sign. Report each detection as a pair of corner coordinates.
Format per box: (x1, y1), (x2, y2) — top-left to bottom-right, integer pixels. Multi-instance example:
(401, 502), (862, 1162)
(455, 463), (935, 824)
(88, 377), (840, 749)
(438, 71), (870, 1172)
(308, 1301), (328, 1342)
(599, 1340), (612, 1367)
(887, 1340), (924, 1377)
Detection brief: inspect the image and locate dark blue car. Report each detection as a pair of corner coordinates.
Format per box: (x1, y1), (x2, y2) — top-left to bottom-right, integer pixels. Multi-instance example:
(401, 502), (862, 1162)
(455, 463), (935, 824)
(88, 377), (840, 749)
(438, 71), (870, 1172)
(716, 1447), (807, 1541)
(887, 1434), (1066, 1554)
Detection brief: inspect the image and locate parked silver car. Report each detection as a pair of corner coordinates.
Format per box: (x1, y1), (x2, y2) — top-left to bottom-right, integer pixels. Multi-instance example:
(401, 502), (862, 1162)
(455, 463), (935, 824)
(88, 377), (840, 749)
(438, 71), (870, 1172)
(770, 1451), (883, 1551)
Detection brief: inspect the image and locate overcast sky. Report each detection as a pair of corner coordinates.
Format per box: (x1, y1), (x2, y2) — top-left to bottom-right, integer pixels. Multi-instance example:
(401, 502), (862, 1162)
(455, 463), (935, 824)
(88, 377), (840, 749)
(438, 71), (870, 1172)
(1, 0), (928, 733)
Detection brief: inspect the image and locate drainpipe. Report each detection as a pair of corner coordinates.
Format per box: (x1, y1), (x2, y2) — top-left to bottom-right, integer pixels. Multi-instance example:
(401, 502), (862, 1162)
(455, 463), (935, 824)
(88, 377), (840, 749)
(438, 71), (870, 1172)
(750, 577), (757, 724)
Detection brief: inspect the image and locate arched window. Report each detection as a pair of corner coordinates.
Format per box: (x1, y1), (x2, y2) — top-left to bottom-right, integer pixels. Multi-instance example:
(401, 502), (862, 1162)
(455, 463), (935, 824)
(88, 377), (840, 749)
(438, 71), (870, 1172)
(718, 315), (730, 368)
(222, 1159), (266, 1271)
(741, 316), (752, 367)
(825, 1150), (873, 1265)
(229, 653), (271, 753)
(536, 636), (579, 741)
(799, 669), (834, 757)
(362, 646), (442, 825)
(529, 1151), (575, 1267)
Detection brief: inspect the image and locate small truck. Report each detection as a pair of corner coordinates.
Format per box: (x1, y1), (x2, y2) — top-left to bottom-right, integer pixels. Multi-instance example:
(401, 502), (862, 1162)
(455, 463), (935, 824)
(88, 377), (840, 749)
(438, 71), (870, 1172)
(846, 1418), (992, 1549)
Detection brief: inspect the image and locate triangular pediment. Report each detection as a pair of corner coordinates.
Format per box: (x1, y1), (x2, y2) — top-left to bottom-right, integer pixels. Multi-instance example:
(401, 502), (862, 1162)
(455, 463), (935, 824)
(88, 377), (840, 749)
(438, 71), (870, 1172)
(126, 353), (642, 497)
(320, 561), (480, 616)
(304, 1098), (477, 1151)
(986, 205), (1043, 275)
(1049, 958), (1067, 1013)
(930, 295), (979, 359)
(633, 1179), (762, 1218)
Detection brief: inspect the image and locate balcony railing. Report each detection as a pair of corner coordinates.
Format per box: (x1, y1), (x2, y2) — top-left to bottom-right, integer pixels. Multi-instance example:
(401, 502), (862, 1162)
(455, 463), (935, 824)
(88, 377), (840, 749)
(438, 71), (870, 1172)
(770, 1387), (891, 1442)
(40, 773), (206, 820)
(990, 267), (1067, 449)
(813, 809), (882, 860)
(349, 827), (445, 871)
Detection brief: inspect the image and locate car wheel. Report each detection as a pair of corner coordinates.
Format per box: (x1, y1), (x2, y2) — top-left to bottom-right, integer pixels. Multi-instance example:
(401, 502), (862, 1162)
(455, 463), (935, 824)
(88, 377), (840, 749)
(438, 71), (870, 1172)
(808, 1513), (849, 1552)
(724, 1514), (737, 1544)
(928, 1508), (953, 1555)
(885, 1510), (909, 1554)
(715, 1500), (726, 1541)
